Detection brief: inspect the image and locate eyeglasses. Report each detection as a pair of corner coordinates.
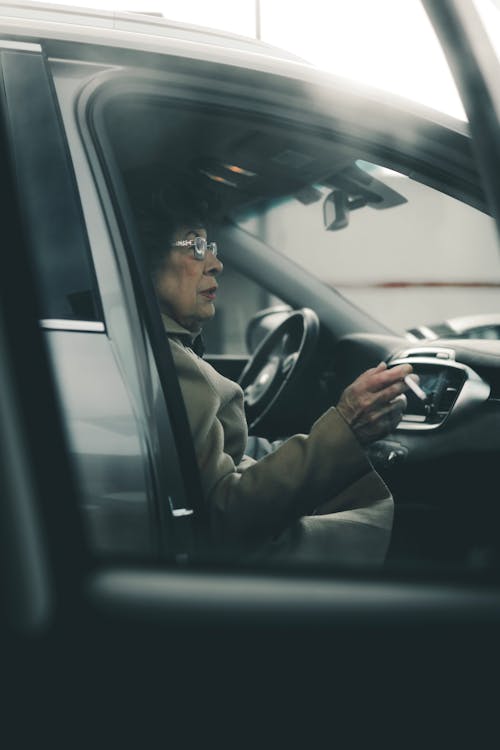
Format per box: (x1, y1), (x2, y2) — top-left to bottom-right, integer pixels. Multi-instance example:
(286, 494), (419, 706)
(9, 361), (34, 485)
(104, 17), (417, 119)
(172, 236), (218, 260)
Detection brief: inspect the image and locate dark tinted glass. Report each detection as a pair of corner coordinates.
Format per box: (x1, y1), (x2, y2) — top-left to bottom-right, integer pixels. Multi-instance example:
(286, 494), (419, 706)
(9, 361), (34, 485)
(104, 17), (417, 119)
(1, 50), (101, 321)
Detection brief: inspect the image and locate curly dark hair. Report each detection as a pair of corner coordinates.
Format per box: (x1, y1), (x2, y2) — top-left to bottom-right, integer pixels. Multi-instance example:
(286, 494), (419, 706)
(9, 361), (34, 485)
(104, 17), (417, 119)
(131, 176), (212, 275)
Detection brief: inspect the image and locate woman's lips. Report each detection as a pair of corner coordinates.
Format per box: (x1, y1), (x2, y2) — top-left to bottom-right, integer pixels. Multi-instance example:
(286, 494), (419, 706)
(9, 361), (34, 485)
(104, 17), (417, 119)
(200, 288), (217, 300)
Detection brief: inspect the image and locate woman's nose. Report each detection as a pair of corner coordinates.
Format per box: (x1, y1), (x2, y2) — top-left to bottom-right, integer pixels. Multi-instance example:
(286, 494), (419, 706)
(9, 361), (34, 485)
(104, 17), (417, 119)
(204, 252), (223, 275)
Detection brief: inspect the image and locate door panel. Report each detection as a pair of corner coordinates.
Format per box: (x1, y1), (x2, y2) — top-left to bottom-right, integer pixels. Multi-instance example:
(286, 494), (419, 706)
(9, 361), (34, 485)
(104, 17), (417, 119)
(45, 329), (152, 556)
(1, 47), (164, 558)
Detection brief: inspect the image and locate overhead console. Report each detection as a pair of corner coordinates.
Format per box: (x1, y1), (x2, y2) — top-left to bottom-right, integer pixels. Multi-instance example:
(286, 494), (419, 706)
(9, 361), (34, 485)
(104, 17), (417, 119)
(388, 347), (491, 431)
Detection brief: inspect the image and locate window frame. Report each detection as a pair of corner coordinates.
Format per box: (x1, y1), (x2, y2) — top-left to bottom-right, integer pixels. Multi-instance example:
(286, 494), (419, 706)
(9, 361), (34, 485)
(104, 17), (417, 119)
(0, 45), (104, 327)
(78, 71), (213, 556)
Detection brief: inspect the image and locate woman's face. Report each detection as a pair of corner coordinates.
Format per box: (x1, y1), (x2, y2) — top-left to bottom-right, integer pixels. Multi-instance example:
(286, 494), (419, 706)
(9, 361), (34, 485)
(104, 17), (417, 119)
(154, 225), (223, 331)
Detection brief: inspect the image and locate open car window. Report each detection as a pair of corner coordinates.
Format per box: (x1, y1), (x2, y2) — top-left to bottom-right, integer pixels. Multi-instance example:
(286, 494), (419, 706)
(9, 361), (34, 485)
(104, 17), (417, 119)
(0, 0), (484, 582)
(72, 48), (499, 574)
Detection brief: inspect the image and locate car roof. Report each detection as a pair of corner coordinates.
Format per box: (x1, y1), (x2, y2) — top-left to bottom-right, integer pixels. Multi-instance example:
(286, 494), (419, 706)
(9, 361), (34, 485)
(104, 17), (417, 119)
(0, 1), (308, 63)
(0, 1), (472, 132)
(1, 1), (483, 221)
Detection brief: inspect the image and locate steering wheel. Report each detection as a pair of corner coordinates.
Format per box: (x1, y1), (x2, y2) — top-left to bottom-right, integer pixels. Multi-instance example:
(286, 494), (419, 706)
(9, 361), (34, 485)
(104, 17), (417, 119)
(238, 308), (320, 434)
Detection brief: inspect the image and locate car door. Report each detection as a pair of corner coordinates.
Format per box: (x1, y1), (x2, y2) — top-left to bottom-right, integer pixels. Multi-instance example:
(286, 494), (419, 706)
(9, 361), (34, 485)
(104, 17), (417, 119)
(0, 39), (212, 563)
(3, 4), (500, 730)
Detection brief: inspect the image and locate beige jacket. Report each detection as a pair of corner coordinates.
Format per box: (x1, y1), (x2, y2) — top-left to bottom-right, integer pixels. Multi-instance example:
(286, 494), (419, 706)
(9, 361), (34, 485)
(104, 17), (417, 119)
(163, 314), (393, 565)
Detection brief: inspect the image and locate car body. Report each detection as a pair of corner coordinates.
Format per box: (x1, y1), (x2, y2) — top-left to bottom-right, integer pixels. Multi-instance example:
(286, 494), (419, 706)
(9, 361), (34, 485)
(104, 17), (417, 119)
(2, 0), (500, 713)
(408, 312), (500, 340)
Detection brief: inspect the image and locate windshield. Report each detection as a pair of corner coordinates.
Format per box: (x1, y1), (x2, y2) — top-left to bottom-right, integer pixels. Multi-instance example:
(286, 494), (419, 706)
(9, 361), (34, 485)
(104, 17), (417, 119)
(238, 162), (500, 338)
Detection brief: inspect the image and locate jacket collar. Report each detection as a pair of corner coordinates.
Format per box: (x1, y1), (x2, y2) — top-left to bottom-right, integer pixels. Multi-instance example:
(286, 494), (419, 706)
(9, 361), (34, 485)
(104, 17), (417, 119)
(161, 313), (205, 356)
(161, 313), (200, 342)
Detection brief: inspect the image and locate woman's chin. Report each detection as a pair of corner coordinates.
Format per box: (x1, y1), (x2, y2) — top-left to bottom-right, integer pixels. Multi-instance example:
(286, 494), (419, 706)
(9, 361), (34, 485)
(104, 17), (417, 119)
(199, 302), (216, 320)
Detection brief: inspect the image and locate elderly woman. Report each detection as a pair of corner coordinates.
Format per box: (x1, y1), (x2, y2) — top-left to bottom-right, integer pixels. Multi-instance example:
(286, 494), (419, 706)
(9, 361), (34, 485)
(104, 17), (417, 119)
(141, 194), (412, 564)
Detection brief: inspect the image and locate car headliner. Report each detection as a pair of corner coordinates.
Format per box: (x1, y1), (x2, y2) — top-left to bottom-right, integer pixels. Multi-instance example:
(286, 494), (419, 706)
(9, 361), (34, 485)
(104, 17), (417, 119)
(93, 76), (485, 227)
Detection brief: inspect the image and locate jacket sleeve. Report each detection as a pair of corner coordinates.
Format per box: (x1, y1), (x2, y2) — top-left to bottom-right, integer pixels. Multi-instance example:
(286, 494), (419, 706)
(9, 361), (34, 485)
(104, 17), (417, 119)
(170, 340), (390, 554)
(209, 408), (388, 552)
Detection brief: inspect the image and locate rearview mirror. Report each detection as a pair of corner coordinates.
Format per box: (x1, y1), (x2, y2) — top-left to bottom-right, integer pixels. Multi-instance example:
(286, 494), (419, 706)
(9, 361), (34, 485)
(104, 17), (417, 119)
(323, 189), (366, 231)
(323, 163), (408, 231)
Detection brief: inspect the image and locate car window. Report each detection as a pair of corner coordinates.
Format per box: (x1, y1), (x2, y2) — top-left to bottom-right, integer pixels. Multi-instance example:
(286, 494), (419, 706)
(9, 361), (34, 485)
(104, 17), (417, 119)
(1, 48), (101, 323)
(238, 162), (500, 339)
(87, 86), (285, 357)
(65, 26), (500, 575)
(202, 262), (285, 355)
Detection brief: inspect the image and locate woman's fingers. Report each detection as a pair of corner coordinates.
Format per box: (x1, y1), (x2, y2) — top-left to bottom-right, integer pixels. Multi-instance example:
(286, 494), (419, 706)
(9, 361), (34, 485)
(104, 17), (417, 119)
(337, 362), (412, 445)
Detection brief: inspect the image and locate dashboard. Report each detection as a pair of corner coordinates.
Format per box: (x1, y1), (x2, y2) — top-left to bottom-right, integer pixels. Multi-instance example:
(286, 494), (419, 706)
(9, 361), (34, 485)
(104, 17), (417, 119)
(331, 334), (500, 478)
(241, 312), (500, 558)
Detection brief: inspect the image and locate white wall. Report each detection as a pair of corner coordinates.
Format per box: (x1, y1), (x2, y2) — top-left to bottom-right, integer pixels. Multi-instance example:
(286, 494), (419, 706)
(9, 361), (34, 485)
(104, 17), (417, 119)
(242, 171), (500, 334)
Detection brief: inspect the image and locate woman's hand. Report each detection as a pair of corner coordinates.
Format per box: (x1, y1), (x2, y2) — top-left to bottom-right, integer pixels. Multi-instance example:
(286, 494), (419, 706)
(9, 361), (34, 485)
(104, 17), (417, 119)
(337, 361), (413, 446)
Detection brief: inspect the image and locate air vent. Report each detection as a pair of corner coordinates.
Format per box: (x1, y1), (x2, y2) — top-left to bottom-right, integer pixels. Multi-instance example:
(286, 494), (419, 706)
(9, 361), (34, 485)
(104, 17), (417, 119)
(391, 355), (489, 431)
(437, 387), (459, 414)
(434, 370), (465, 418)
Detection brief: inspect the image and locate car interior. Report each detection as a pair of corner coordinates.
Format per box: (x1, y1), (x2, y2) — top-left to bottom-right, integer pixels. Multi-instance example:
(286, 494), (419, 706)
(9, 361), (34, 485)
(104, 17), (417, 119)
(87, 77), (500, 571)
